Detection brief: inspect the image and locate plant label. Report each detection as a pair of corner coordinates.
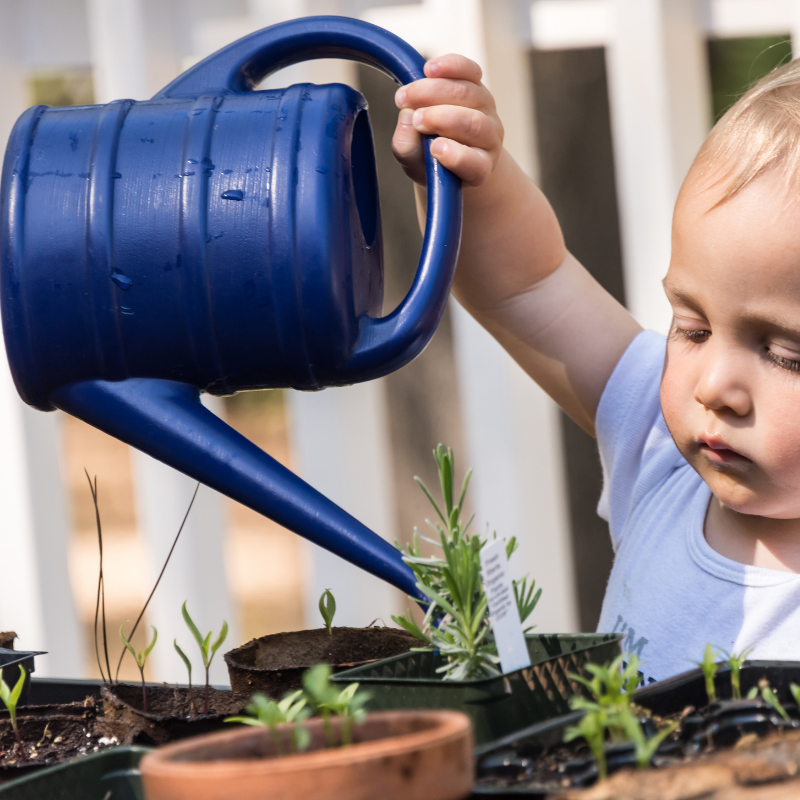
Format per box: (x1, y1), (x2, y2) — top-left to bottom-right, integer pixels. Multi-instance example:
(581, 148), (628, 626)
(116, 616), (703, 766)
(480, 538), (531, 674)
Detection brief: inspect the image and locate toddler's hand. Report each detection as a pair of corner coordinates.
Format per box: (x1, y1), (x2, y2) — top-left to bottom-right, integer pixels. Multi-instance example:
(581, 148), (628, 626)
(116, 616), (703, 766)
(392, 54), (503, 188)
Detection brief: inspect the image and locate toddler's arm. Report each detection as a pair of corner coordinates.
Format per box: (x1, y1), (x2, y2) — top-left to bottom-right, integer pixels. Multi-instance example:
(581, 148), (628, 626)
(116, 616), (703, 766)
(392, 55), (641, 435)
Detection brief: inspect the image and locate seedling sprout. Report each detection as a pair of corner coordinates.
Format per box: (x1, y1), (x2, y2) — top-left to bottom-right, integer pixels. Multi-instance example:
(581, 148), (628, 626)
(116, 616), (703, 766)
(302, 663), (371, 747)
(119, 624), (157, 712)
(751, 678), (792, 722)
(691, 644), (720, 704)
(319, 589), (336, 635)
(0, 666), (27, 762)
(174, 639), (195, 714)
(720, 646), (754, 700)
(181, 601), (228, 714)
(226, 690), (310, 754)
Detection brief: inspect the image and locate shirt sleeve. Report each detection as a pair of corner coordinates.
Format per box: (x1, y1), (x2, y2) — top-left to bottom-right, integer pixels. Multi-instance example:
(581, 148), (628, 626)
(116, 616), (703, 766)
(596, 330), (683, 551)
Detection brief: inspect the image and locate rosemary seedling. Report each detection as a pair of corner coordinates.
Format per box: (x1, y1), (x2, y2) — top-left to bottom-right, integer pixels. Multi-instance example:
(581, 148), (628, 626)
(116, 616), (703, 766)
(692, 644), (720, 704)
(392, 445), (540, 680)
(120, 624), (157, 712)
(0, 666), (27, 762)
(566, 653), (674, 781)
(302, 663), (371, 747)
(181, 602), (228, 714)
(753, 679), (791, 722)
(617, 704), (679, 769)
(226, 690), (310, 754)
(564, 706), (608, 780)
(720, 646), (753, 700)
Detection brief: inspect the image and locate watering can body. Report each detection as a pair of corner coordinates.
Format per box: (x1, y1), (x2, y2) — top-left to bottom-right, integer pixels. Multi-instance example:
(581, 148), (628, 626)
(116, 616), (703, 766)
(0, 17), (462, 600)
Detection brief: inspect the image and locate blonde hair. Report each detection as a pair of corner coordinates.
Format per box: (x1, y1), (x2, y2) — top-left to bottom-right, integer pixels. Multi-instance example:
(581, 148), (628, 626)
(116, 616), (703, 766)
(694, 56), (800, 204)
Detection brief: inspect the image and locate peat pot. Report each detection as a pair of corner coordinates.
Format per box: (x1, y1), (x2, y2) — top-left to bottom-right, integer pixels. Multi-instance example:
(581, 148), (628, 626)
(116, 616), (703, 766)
(140, 710), (473, 800)
(224, 626), (417, 696)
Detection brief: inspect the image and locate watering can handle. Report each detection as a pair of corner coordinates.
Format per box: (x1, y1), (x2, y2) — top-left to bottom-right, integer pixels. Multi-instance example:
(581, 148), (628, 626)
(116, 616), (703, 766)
(155, 15), (462, 377)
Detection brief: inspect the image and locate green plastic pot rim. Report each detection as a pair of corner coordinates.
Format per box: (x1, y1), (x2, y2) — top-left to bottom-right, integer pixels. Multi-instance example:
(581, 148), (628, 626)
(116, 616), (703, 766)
(332, 633), (624, 688)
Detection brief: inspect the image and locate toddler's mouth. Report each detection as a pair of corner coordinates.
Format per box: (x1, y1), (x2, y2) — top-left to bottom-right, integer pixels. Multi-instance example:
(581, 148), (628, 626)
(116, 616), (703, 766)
(696, 436), (749, 465)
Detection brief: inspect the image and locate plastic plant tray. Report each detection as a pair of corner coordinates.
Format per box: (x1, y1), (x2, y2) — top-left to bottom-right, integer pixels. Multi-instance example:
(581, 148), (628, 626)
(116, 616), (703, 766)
(25, 677), (104, 706)
(0, 649), (45, 708)
(332, 633), (623, 746)
(0, 746), (150, 799)
(471, 660), (800, 795)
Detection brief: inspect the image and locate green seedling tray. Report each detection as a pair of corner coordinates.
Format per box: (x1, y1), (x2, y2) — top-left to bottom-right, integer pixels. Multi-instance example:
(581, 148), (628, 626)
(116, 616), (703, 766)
(332, 633), (622, 746)
(0, 746), (150, 799)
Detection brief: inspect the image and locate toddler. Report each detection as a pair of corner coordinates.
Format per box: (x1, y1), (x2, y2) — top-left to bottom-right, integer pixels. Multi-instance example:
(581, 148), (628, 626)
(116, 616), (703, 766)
(392, 54), (800, 682)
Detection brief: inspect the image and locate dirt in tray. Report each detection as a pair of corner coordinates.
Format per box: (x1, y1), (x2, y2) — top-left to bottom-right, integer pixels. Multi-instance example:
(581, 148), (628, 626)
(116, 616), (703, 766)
(103, 683), (246, 718)
(0, 698), (121, 781)
(241, 626), (417, 670)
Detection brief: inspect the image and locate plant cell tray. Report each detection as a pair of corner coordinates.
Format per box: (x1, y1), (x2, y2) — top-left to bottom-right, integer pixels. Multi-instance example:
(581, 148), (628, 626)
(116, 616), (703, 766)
(0, 746), (150, 799)
(471, 660), (800, 795)
(332, 633), (623, 746)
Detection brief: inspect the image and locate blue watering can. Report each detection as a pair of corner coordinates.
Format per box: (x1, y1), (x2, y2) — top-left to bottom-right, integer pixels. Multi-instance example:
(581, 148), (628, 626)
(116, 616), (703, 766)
(0, 17), (461, 600)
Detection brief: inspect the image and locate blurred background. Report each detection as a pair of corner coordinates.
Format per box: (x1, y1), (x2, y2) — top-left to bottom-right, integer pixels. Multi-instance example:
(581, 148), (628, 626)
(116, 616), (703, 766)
(0, 0), (794, 682)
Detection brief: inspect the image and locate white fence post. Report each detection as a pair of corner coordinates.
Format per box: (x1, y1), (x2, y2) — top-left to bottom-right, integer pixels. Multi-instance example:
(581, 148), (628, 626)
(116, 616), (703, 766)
(606, 0), (710, 331)
(0, 0), (84, 676)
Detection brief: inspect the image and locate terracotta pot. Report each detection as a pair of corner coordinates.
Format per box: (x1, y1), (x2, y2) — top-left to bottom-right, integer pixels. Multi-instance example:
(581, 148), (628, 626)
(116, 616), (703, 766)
(224, 626), (418, 697)
(140, 710), (473, 800)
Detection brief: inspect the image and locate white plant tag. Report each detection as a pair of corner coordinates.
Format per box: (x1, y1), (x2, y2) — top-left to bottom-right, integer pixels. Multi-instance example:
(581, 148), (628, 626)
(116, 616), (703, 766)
(480, 538), (532, 675)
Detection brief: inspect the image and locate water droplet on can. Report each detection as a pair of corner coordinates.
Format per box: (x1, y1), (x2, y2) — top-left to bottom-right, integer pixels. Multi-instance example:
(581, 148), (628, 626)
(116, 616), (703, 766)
(111, 270), (132, 290)
(221, 189), (244, 201)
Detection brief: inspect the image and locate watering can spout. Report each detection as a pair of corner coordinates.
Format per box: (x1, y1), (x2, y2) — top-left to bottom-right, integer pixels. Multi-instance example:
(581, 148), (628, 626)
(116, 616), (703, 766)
(52, 379), (422, 602)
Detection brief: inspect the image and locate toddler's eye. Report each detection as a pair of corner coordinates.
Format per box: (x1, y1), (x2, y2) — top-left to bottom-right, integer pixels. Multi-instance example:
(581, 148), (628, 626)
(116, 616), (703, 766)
(766, 349), (800, 372)
(674, 327), (709, 343)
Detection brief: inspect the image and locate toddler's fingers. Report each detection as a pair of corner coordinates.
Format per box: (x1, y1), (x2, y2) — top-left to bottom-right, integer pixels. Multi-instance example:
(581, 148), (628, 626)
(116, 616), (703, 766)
(425, 54), (483, 85)
(411, 106), (502, 152)
(430, 138), (493, 187)
(391, 108), (426, 184)
(396, 78), (493, 113)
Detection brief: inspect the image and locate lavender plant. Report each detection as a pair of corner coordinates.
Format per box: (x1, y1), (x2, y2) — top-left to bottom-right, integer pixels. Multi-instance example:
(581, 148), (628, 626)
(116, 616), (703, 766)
(392, 445), (540, 681)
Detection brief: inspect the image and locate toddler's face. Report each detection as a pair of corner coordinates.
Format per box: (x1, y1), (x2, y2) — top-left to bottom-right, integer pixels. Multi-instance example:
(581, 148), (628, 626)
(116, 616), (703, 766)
(661, 167), (800, 518)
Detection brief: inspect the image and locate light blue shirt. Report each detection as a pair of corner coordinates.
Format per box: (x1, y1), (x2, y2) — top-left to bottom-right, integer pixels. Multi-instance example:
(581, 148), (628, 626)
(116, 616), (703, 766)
(596, 331), (800, 682)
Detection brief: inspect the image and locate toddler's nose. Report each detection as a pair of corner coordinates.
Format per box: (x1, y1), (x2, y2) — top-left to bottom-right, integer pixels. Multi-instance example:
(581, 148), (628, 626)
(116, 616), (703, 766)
(694, 350), (752, 417)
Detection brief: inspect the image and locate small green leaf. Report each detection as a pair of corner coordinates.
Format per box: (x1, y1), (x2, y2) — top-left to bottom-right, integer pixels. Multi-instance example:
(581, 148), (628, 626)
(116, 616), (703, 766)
(119, 623), (138, 662)
(174, 639), (192, 678)
(210, 621), (229, 659)
(182, 602), (204, 650)
(143, 626), (158, 660)
(319, 589), (336, 635)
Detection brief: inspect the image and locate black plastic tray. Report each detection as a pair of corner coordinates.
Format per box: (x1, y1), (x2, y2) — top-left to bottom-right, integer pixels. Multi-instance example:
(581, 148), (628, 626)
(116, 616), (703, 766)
(472, 660), (800, 795)
(333, 633), (622, 746)
(0, 746), (150, 799)
(0, 650), (45, 708)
